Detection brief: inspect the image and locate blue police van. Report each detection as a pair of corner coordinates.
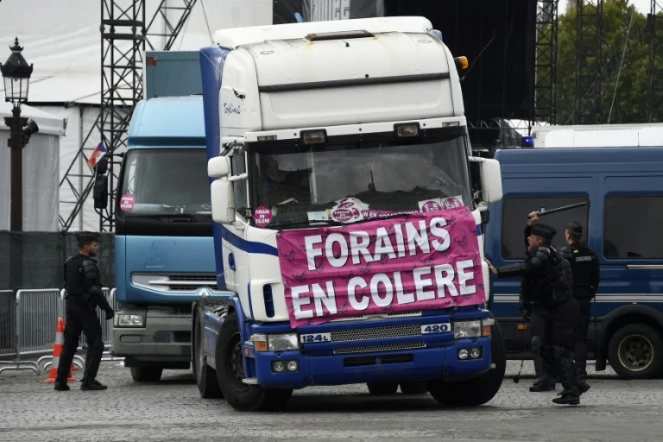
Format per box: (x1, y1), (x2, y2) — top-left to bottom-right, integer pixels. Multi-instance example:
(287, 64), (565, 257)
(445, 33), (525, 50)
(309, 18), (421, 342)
(485, 147), (663, 379)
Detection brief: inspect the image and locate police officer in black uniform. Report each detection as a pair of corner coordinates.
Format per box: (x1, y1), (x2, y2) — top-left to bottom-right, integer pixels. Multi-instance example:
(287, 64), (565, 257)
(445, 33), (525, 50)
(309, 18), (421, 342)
(520, 211), (557, 392)
(54, 232), (114, 391)
(560, 221), (600, 394)
(487, 223), (581, 405)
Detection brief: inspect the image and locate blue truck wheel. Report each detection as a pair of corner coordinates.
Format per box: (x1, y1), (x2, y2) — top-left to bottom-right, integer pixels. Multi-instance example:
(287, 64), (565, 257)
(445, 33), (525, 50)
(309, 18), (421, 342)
(215, 312), (293, 411)
(193, 312), (224, 399)
(366, 382), (399, 395)
(427, 320), (506, 407)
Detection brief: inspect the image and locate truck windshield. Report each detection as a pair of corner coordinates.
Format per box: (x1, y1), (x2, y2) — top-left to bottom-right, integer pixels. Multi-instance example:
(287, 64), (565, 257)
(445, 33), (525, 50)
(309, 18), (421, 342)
(118, 148), (211, 216)
(251, 131), (472, 228)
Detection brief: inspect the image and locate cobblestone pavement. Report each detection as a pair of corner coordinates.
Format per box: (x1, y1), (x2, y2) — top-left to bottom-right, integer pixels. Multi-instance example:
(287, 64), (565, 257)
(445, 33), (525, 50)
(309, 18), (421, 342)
(1, 360), (662, 442)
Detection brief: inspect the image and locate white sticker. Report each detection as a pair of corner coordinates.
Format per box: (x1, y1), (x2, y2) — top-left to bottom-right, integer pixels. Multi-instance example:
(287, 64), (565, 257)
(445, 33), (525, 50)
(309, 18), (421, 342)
(421, 323), (452, 334)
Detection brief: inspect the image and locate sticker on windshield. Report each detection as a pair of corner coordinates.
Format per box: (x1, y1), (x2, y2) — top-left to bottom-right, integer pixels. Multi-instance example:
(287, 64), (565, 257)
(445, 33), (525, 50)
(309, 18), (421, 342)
(254, 206), (273, 228)
(419, 196), (465, 213)
(441, 195), (464, 210)
(330, 197), (368, 223)
(120, 194), (135, 212)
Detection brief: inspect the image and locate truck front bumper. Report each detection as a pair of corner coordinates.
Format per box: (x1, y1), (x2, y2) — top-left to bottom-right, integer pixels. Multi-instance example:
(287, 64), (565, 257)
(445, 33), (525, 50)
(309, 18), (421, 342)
(112, 311), (192, 369)
(250, 337), (492, 389)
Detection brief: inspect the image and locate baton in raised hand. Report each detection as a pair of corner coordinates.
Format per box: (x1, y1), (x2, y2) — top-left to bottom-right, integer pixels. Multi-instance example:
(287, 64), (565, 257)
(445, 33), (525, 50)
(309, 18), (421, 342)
(527, 202), (587, 219)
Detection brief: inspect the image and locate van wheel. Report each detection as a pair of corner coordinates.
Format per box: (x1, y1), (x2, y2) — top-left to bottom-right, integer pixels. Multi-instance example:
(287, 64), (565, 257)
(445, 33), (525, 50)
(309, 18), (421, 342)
(130, 367), (163, 383)
(608, 323), (663, 379)
(400, 381), (428, 395)
(215, 312), (293, 411)
(193, 313), (223, 398)
(366, 382), (399, 395)
(427, 319), (506, 407)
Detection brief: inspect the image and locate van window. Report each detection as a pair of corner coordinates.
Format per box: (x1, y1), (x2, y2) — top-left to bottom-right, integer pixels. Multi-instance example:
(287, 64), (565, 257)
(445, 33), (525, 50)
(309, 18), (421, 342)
(604, 196), (663, 259)
(501, 196), (590, 260)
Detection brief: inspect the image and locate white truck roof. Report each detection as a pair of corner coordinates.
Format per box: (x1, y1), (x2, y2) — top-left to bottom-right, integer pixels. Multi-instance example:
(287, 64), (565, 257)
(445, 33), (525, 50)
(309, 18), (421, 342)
(213, 16), (434, 49)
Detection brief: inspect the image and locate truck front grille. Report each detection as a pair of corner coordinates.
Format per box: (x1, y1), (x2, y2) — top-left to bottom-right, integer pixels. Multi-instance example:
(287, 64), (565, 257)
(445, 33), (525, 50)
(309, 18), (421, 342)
(330, 324), (422, 343)
(132, 273), (219, 293)
(333, 342), (426, 355)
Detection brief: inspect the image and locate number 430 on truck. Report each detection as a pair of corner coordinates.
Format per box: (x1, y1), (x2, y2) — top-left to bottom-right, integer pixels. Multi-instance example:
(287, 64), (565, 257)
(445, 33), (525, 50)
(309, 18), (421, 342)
(191, 17), (507, 411)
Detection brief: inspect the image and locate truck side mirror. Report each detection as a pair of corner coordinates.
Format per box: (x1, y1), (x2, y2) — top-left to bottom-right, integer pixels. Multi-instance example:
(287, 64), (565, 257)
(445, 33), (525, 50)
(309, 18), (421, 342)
(469, 156), (503, 204)
(209, 156), (235, 224)
(208, 156), (231, 178)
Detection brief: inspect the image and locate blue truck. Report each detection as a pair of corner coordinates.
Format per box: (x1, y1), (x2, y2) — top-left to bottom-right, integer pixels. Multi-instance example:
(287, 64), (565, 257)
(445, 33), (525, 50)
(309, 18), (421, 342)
(190, 17), (508, 411)
(98, 51), (230, 382)
(486, 146), (663, 379)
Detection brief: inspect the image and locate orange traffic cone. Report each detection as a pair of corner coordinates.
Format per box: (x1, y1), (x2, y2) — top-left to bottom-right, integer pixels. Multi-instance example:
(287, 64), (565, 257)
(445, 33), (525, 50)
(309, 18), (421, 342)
(44, 316), (76, 384)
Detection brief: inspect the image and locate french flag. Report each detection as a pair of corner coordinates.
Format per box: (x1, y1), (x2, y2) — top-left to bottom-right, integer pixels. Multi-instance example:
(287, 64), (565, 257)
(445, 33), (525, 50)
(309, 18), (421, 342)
(88, 142), (107, 169)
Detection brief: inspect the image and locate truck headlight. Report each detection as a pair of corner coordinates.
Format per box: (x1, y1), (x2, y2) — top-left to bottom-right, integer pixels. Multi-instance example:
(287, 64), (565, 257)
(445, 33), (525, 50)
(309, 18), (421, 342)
(454, 320), (481, 339)
(117, 314), (144, 327)
(267, 334), (299, 352)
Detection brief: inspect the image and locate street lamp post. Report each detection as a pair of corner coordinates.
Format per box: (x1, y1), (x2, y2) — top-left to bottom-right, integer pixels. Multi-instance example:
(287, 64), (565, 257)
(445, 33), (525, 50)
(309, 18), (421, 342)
(1, 37), (34, 232)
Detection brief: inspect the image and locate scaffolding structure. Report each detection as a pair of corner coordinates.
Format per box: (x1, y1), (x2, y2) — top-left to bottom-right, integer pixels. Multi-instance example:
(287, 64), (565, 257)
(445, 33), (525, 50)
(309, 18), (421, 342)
(648, 0), (663, 122)
(573, 0), (603, 124)
(58, 0), (198, 232)
(534, 0), (559, 125)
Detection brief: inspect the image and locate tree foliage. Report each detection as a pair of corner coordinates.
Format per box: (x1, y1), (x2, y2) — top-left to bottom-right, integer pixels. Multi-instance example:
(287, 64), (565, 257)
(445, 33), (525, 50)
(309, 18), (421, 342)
(554, 0), (662, 124)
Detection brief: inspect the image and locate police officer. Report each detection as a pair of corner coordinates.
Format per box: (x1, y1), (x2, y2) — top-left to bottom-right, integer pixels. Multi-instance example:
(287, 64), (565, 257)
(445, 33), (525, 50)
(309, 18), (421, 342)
(560, 221), (599, 394)
(487, 223), (581, 405)
(54, 232), (114, 391)
(521, 212), (557, 392)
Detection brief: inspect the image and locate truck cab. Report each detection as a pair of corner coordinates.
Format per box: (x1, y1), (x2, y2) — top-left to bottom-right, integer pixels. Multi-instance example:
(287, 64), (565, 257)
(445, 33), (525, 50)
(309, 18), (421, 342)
(110, 96), (231, 381)
(191, 17), (506, 411)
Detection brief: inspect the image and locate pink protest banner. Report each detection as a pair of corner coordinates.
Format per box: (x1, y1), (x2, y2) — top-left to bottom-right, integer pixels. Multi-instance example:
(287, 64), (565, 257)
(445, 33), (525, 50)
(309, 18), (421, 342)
(275, 206), (486, 328)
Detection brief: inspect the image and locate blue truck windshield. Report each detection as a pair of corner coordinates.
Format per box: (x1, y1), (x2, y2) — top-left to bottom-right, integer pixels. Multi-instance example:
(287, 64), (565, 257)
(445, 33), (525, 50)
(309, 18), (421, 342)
(118, 148), (211, 216)
(251, 134), (472, 228)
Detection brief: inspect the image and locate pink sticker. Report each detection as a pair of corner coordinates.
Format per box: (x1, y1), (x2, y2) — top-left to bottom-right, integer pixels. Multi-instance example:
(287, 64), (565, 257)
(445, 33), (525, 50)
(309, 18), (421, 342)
(254, 206), (273, 227)
(120, 194), (135, 211)
(442, 197), (463, 210)
(421, 200), (442, 212)
(331, 208), (354, 223)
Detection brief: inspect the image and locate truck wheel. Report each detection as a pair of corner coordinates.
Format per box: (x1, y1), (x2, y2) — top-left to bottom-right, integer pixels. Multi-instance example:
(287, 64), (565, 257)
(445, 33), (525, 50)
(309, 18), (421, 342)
(130, 367), (163, 383)
(400, 381), (428, 395)
(427, 319), (506, 407)
(366, 382), (399, 395)
(215, 312), (293, 411)
(193, 313), (223, 399)
(608, 323), (663, 379)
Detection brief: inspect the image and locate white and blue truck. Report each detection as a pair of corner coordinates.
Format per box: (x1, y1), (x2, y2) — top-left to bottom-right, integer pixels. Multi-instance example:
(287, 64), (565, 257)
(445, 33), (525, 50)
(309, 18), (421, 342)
(191, 17), (507, 411)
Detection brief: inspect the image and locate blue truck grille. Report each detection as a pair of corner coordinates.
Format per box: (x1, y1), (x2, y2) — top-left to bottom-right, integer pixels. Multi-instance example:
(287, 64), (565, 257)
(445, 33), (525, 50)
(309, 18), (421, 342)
(333, 342), (427, 355)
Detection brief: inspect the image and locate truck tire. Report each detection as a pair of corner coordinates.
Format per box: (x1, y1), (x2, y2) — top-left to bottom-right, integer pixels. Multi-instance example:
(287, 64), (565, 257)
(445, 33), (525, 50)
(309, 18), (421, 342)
(608, 323), (663, 379)
(130, 367), (163, 383)
(427, 319), (506, 407)
(193, 312), (223, 399)
(366, 382), (399, 395)
(215, 312), (293, 411)
(400, 381), (428, 395)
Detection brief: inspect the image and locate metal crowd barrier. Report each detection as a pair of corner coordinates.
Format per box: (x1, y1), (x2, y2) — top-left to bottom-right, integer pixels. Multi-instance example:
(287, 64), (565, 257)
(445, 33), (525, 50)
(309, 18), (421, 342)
(0, 288), (120, 376)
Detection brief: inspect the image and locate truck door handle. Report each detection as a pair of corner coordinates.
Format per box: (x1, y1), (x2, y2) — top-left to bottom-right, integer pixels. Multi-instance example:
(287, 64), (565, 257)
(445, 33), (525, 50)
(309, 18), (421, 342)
(626, 264), (663, 270)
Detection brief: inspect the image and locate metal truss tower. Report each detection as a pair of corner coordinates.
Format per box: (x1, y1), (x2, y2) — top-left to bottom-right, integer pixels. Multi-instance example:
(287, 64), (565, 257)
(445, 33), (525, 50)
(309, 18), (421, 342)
(648, 0), (663, 122)
(534, 0), (559, 125)
(58, 0), (198, 232)
(573, 0), (603, 124)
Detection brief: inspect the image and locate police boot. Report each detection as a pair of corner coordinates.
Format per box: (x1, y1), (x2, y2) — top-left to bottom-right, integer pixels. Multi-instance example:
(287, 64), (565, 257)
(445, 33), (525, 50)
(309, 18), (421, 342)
(531, 347), (556, 392)
(53, 380), (70, 391)
(81, 380), (108, 391)
(576, 367), (590, 394)
(551, 348), (580, 406)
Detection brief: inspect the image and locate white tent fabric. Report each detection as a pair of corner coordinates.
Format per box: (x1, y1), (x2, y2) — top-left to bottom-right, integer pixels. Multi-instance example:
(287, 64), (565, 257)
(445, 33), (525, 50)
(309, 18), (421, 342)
(0, 102), (65, 232)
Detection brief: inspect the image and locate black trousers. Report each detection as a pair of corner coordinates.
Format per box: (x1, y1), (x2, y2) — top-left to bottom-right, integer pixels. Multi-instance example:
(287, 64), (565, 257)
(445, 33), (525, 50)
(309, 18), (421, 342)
(575, 298), (592, 378)
(529, 305), (556, 384)
(56, 302), (104, 385)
